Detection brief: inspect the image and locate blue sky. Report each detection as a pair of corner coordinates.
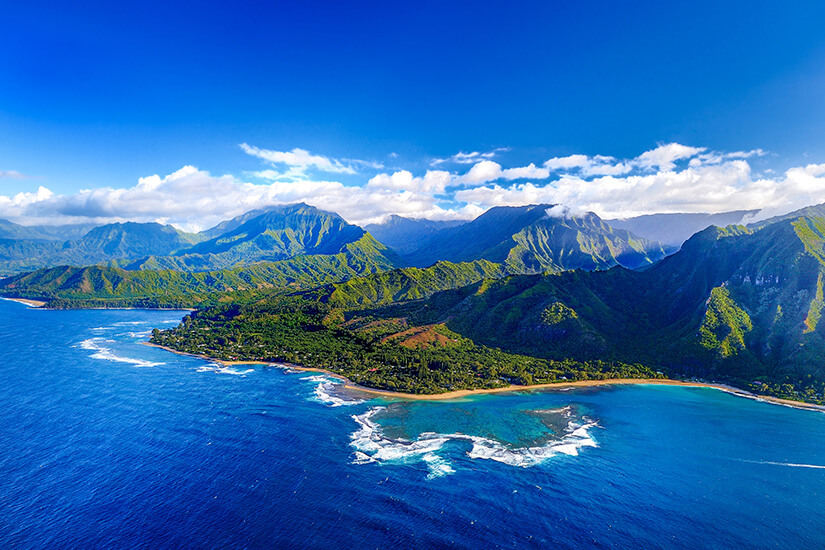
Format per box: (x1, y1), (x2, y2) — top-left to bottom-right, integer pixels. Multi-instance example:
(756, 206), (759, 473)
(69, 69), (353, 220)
(3, 0), (825, 229)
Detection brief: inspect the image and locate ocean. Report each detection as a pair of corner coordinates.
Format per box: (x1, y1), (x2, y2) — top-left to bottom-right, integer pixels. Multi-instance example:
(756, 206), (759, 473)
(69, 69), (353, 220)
(0, 298), (823, 549)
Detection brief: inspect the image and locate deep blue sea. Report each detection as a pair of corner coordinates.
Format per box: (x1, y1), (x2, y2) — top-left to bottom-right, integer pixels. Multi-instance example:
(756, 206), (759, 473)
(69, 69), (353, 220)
(1, 299), (824, 549)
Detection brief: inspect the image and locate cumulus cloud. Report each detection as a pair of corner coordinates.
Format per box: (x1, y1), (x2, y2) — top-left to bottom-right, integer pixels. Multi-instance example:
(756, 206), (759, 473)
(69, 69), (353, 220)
(635, 143), (706, 171)
(3, 143), (825, 231)
(545, 204), (587, 219)
(366, 170), (451, 194)
(544, 154), (631, 176)
(454, 157), (825, 219)
(0, 165), (468, 229)
(455, 161), (550, 185)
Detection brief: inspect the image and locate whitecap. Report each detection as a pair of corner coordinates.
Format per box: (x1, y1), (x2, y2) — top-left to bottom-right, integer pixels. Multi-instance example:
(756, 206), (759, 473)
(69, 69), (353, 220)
(422, 452), (455, 479)
(195, 363), (254, 376)
(742, 459), (825, 469)
(303, 375), (364, 407)
(77, 338), (164, 368)
(465, 420), (598, 466)
(350, 406), (599, 474)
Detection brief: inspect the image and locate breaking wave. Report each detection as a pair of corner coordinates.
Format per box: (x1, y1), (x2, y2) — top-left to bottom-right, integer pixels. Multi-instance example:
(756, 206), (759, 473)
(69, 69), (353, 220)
(349, 405), (598, 477)
(303, 375), (364, 407)
(78, 338), (164, 368)
(196, 363), (255, 376)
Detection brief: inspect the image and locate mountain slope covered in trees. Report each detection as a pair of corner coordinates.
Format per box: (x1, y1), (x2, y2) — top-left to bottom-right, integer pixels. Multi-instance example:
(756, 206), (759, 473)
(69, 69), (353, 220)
(402, 204), (667, 271)
(150, 214), (825, 402)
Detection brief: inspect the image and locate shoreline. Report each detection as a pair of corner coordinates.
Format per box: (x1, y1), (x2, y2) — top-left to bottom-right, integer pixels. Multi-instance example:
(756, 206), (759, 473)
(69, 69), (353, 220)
(144, 342), (825, 413)
(1, 297), (46, 307)
(1, 297), (195, 312)
(343, 378), (825, 412)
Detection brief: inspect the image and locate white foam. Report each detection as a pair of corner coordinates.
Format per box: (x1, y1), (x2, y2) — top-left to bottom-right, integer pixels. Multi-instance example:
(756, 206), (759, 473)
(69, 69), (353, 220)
(744, 459), (825, 470)
(303, 375), (364, 407)
(314, 381), (364, 407)
(422, 452), (455, 479)
(78, 338), (164, 368)
(350, 408), (451, 462)
(195, 363), (254, 376)
(350, 407), (599, 473)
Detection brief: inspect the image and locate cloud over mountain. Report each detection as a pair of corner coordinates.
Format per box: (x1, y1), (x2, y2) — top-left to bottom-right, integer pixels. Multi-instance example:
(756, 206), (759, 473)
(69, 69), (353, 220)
(1, 143), (824, 230)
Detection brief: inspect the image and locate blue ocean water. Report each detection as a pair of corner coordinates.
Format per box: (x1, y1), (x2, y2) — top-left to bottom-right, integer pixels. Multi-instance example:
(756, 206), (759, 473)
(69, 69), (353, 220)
(1, 298), (824, 549)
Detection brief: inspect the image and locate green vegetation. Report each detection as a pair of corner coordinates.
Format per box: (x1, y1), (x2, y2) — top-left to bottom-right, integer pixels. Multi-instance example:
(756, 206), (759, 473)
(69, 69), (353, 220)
(8, 202), (825, 403)
(0, 222), (203, 275)
(151, 214), (825, 402)
(401, 204), (666, 271)
(326, 260), (505, 309)
(0, 235), (400, 308)
(151, 298), (660, 394)
(698, 286), (753, 358)
(124, 204), (398, 272)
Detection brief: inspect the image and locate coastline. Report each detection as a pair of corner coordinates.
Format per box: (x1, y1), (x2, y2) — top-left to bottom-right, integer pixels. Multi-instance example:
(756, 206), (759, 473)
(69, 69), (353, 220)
(2, 297), (46, 307)
(0, 297), (195, 312)
(144, 342), (825, 413)
(346, 378), (825, 412)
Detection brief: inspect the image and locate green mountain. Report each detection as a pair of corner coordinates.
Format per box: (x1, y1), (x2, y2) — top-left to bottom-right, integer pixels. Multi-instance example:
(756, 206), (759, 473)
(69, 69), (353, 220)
(605, 210), (758, 247)
(150, 213), (825, 402)
(391, 216), (825, 396)
(122, 203), (387, 272)
(0, 239), (64, 275)
(747, 202), (825, 229)
(0, 221), (202, 275)
(403, 204), (667, 272)
(0, 219), (97, 241)
(198, 208), (273, 240)
(364, 215), (465, 255)
(324, 260), (506, 309)
(0, 229), (402, 308)
(66, 222), (203, 264)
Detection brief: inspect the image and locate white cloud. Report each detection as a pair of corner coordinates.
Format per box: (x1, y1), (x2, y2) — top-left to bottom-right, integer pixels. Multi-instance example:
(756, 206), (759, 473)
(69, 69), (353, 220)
(431, 148), (509, 165)
(455, 157), (825, 219)
(545, 204), (587, 219)
(4, 143), (825, 231)
(455, 160), (550, 185)
(544, 154), (590, 170)
(367, 170), (451, 194)
(544, 154), (631, 176)
(457, 160), (503, 185)
(0, 165), (469, 229)
(635, 143), (706, 171)
(240, 143), (358, 175)
(501, 163), (550, 180)
(0, 170), (28, 179)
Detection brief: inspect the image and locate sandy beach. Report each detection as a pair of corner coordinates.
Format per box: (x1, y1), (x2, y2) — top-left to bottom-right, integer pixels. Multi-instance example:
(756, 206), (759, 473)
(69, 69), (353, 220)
(143, 342), (825, 412)
(2, 297), (46, 307)
(344, 378), (825, 412)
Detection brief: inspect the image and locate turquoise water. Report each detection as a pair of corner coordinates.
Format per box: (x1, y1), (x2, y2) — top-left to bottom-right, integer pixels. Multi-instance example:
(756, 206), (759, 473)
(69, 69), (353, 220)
(1, 298), (824, 548)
